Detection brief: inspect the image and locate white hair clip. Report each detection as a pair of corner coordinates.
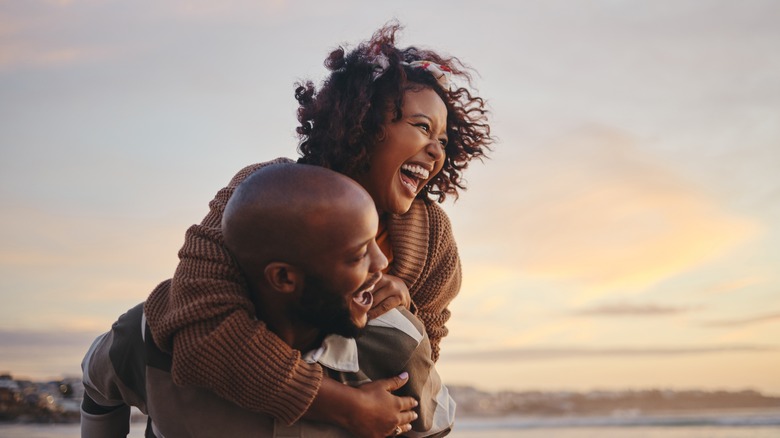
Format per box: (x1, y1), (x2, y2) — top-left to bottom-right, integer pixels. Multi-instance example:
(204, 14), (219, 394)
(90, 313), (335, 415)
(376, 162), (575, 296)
(370, 52), (390, 81)
(403, 60), (453, 91)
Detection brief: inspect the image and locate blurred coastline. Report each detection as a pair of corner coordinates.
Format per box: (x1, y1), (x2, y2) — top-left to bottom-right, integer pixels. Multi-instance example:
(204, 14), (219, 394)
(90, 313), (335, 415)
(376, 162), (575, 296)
(2, 417), (780, 438)
(2, 371), (780, 437)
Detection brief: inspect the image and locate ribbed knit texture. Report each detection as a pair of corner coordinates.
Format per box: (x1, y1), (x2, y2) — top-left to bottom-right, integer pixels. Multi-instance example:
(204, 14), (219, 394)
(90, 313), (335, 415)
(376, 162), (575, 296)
(387, 200), (461, 362)
(144, 158), (461, 424)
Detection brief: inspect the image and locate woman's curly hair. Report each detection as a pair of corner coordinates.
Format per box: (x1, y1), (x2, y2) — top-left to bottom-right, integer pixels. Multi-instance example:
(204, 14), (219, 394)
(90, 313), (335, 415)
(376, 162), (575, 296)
(296, 22), (492, 203)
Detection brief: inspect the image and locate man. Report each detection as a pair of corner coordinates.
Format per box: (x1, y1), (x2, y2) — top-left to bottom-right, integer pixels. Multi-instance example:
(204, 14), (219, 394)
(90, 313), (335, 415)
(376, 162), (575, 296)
(81, 163), (455, 437)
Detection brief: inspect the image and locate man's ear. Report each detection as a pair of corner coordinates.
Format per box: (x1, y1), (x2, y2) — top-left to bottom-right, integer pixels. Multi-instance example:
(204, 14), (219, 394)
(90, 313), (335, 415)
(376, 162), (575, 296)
(264, 262), (301, 294)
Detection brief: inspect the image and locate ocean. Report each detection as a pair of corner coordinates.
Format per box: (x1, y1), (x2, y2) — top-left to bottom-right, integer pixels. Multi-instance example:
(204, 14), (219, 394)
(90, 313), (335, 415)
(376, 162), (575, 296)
(2, 409), (780, 437)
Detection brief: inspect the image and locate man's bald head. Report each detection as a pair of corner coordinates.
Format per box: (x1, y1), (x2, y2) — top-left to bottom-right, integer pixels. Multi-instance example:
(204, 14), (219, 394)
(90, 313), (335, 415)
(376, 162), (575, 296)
(222, 163), (375, 286)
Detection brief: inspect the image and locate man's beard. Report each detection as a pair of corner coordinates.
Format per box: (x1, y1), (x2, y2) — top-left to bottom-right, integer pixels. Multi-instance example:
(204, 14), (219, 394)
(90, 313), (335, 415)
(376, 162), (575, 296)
(295, 275), (364, 339)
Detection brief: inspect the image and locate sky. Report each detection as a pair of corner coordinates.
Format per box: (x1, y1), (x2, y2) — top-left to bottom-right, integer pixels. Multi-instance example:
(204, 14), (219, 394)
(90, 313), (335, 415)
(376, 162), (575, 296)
(1, 0), (779, 395)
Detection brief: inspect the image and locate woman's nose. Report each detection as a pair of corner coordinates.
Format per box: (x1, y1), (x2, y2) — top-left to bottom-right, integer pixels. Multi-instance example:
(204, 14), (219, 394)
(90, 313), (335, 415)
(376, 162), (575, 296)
(425, 139), (445, 162)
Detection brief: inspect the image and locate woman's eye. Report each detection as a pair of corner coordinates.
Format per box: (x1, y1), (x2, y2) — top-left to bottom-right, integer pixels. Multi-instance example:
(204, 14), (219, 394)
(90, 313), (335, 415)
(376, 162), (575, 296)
(416, 123), (430, 133)
(439, 138), (448, 147)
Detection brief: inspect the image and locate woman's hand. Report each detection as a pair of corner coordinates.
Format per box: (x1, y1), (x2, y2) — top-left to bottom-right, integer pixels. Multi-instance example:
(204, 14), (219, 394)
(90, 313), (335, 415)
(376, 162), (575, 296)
(305, 373), (418, 438)
(368, 274), (411, 320)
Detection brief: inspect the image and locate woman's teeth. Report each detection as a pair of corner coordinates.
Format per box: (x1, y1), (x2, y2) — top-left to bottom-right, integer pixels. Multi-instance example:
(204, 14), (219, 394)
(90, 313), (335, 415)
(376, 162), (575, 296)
(400, 164), (430, 180)
(400, 164), (429, 194)
(400, 173), (418, 193)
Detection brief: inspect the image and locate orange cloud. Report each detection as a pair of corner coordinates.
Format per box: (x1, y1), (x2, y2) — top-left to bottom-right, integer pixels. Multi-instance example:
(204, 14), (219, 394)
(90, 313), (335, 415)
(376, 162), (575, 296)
(457, 126), (761, 302)
(0, 204), (184, 314)
(0, 205), (182, 267)
(0, 42), (107, 69)
(701, 276), (766, 295)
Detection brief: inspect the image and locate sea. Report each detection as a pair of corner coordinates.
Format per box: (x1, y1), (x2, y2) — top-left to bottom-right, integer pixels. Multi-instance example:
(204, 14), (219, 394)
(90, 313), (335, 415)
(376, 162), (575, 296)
(2, 409), (780, 437)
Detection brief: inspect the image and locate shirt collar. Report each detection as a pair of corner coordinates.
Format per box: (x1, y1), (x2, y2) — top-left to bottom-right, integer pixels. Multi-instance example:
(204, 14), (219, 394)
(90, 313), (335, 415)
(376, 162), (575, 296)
(302, 334), (359, 373)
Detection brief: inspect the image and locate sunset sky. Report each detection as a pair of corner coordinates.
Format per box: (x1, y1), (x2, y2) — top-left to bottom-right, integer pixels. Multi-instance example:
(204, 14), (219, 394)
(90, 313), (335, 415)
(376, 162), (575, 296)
(2, 0), (779, 395)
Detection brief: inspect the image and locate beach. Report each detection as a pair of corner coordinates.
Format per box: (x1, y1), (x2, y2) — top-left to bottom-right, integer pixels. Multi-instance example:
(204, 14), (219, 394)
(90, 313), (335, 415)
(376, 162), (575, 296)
(2, 423), (780, 438)
(3, 408), (780, 438)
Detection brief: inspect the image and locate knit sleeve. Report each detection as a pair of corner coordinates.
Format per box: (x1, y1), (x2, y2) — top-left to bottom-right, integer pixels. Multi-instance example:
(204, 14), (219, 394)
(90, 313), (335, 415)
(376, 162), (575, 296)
(409, 203), (462, 362)
(143, 158), (322, 425)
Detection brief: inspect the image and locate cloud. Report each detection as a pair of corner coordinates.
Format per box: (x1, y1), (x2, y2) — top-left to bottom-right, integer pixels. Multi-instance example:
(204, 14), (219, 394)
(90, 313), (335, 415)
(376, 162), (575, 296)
(0, 203), (183, 260)
(703, 311), (780, 328)
(0, 328), (100, 379)
(167, 0), (290, 20)
(0, 203), (183, 329)
(573, 302), (698, 317)
(0, 328), (99, 349)
(701, 276), (766, 295)
(0, 1), (112, 69)
(0, 0), (304, 70)
(441, 344), (778, 362)
(0, 44), (107, 69)
(458, 126), (761, 301)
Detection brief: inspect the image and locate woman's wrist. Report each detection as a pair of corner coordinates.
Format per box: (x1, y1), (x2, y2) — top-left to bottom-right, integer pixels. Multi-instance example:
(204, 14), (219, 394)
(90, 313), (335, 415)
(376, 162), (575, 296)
(302, 375), (354, 429)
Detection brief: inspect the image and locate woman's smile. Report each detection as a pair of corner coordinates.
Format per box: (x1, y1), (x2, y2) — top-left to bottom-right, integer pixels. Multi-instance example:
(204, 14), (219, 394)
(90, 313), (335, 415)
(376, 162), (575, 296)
(358, 87), (448, 215)
(399, 163), (431, 195)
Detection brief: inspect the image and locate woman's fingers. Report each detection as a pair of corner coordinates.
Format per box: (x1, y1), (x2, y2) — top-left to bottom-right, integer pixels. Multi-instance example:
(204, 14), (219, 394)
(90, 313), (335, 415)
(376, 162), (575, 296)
(368, 275), (411, 319)
(384, 373), (419, 435)
(368, 295), (402, 319)
(386, 274), (412, 309)
(399, 409), (418, 425)
(382, 371), (410, 392)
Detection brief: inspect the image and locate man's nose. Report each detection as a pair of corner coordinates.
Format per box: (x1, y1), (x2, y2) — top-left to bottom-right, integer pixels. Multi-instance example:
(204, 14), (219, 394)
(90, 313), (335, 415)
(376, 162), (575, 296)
(370, 241), (389, 273)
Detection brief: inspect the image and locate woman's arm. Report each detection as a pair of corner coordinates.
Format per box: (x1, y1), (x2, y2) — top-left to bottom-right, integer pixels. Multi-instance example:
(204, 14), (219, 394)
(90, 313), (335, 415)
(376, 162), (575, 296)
(144, 159), (419, 432)
(144, 159), (326, 424)
(307, 374), (418, 438)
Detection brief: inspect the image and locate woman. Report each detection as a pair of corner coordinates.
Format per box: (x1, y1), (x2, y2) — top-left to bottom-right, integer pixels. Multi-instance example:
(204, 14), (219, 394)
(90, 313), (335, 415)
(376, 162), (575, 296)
(144, 22), (492, 438)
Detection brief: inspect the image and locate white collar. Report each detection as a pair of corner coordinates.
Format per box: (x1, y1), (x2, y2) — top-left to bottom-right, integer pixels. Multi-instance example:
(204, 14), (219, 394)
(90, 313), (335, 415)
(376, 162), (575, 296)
(300, 308), (418, 373)
(302, 334), (359, 372)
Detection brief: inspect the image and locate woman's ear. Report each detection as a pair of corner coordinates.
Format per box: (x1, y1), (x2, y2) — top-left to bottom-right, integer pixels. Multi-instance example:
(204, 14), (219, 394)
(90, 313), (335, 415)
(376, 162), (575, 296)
(264, 262), (301, 294)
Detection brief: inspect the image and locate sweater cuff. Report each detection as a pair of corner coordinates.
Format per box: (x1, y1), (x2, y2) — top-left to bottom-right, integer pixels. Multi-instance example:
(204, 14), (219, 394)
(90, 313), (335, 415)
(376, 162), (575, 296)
(266, 359), (324, 426)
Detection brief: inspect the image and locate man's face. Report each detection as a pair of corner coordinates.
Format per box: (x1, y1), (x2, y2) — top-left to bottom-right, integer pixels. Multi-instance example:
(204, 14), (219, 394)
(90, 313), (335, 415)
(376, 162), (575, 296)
(299, 193), (388, 336)
(296, 274), (373, 338)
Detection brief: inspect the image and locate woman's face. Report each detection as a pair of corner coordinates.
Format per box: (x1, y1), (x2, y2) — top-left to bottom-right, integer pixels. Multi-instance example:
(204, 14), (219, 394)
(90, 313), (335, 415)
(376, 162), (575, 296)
(357, 87), (448, 215)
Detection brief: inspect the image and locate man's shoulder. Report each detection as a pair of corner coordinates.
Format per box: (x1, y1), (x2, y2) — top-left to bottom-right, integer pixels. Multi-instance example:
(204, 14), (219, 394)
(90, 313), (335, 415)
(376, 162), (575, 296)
(368, 307), (426, 342)
(228, 158), (296, 186)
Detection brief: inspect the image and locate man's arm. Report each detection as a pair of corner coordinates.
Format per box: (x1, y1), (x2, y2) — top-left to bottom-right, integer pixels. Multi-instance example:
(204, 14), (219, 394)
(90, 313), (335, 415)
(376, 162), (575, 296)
(357, 308), (456, 436)
(81, 303), (148, 438)
(81, 331), (132, 438)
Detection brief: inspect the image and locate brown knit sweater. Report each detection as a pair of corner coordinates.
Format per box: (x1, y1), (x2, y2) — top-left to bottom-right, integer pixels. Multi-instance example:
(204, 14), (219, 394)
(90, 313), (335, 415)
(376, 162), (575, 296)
(144, 159), (462, 425)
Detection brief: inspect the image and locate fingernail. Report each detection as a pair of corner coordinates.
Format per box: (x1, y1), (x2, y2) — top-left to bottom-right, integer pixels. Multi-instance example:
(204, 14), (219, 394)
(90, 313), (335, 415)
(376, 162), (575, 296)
(413, 412), (418, 419)
(413, 399), (419, 407)
(399, 372), (409, 379)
